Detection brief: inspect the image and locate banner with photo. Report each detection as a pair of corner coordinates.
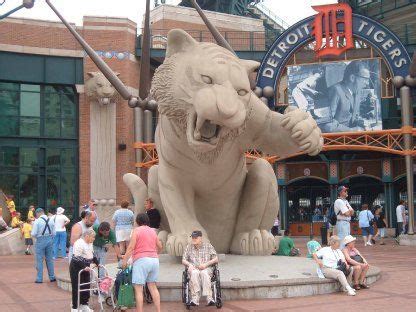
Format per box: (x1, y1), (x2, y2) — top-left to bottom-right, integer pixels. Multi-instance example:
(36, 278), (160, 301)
(287, 59), (382, 133)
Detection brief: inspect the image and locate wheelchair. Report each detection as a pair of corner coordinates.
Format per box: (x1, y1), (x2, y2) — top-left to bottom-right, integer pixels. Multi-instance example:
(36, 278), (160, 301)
(182, 264), (222, 309)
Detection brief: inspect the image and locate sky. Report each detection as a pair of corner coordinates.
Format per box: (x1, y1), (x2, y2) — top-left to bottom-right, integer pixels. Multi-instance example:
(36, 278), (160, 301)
(2, 0), (337, 27)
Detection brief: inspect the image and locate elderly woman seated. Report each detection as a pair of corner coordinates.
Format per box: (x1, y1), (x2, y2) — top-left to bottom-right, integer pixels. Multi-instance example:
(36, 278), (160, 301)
(342, 235), (370, 290)
(312, 235), (356, 296)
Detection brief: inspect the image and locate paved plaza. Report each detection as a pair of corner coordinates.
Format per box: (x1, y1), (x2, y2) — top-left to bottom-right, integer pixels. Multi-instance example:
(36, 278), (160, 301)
(1, 237), (416, 311)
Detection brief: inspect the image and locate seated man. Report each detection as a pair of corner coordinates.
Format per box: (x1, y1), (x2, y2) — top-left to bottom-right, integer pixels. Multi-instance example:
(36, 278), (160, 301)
(273, 229), (299, 256)
(182, 230), (218, 307)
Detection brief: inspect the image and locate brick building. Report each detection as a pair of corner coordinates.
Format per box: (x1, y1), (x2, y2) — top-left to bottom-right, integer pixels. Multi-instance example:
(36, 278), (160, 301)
(0, 4), (266, 219)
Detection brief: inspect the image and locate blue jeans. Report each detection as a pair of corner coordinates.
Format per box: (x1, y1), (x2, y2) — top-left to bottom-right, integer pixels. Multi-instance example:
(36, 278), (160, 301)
(336, 220), (350, 249)
(35, 235), (55, 282)
(93, 245), (107, 278)
(53, 231), (67, 258)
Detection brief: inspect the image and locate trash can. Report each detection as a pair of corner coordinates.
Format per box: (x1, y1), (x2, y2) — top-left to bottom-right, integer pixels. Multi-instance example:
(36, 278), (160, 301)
(320, 225), (328, 246)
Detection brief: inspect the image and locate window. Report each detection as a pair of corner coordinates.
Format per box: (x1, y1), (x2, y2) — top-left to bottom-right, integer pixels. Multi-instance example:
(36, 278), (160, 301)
(0, 82), (77, 138)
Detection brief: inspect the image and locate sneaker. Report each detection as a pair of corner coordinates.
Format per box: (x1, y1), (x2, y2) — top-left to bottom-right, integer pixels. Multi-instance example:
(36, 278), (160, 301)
(347, 288), (356, 296)
(79, 305), (93, 312)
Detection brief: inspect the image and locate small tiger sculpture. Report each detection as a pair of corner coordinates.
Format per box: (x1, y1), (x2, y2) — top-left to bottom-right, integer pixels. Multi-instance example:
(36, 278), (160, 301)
(85, 72), (119, 105)
(124, 29), (323, 256)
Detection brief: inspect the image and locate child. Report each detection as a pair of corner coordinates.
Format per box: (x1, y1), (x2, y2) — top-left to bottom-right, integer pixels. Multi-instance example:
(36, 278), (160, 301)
(5, 194), (16, 217)
(27, 205), (35, 221)
(21, 219), (33, 255)
(11, 212), (22, 228)
(306, 235), (322, 258)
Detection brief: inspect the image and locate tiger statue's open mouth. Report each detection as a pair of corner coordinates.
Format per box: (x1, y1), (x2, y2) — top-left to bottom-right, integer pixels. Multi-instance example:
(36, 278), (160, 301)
(186, 110), (227, 151)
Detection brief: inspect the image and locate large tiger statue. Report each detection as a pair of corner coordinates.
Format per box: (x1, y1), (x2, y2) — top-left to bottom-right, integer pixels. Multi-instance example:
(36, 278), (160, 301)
(124, 29), (323, 256)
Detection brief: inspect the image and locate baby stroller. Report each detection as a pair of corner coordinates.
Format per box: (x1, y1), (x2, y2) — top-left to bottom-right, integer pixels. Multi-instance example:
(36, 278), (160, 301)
(106, 267), (153, 310)
(182, 264), (222, 309)
(77, 264), (115, 312)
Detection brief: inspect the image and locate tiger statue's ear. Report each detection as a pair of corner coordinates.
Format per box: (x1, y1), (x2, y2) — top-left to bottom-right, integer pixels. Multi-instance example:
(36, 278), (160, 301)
(241, 60), (260, 75)
(166, 29), (197, 58)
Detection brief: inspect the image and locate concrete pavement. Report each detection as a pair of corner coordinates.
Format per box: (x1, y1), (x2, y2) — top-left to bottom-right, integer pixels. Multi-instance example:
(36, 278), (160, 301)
(1, 237), (415, 311)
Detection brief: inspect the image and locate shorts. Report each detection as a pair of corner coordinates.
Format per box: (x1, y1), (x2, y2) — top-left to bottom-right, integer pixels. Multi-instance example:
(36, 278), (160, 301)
(116, 229), (132, 243)
(132, 257), (159, 285)
(361, 226), (374, 236)
(25, 238), (33, 245)
(378, 228), (386, 238)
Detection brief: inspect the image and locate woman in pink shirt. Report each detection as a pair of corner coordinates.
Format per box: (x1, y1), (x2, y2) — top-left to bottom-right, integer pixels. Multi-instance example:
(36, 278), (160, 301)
(123, 213), (162, 312)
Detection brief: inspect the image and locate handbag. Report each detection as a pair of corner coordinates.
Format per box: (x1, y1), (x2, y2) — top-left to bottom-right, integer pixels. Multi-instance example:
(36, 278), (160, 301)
(332, 250), (350, 277)
(117, 267), (135, 308)
(367, 211), (374, 227)
(351, 254), (364, 263)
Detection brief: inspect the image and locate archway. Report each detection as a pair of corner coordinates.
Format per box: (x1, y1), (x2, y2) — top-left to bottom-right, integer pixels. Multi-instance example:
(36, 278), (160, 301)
(340, 175), (384, 211)
(286, 177), (329, 236)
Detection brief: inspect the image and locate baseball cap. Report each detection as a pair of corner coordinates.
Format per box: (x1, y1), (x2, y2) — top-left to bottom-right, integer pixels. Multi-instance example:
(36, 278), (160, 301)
(35, 207), (44, 214)
(190, 230), (202, 238)
(337, 186), (348, 194)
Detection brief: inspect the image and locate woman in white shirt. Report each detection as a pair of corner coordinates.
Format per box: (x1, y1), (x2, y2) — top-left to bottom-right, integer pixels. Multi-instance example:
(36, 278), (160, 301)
(313, 235), (356, 296)
(69, 229), (98, 312)
(53, 207), (70, 259)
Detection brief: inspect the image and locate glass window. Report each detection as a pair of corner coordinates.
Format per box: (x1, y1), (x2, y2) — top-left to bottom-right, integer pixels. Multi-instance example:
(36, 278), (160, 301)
(20, 117), (40, 136)
(47, 175), (60, 209)
(20, 92), (40, 117)
(0, 116), (19, 136)
(21, 84), (40, 92)
(0, 147), (19, 166)
(61, 119), (76, 138)
(61, 93), (76, 118)
(20, 148), (38, 167)
(46, 148), (60, 167)
(20, 174), (38, 209)
(61, 148), (76, 167)
(61, 173), (76, 207)
(44, 92), (60, 117)
(0, 90), (19, 116)
(0, 82), (19, 91)
(45, 118), (60, 137)
(0, 174), (19, 199)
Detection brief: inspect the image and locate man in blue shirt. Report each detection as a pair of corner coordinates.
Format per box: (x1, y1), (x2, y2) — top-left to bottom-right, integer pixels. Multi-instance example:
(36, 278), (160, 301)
(358, 204), (374, 247)
(31, 208), (56, 283)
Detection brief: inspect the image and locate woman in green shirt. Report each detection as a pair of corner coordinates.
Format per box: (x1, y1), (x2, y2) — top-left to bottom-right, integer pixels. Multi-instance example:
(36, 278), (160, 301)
(273, 230), (299, 256)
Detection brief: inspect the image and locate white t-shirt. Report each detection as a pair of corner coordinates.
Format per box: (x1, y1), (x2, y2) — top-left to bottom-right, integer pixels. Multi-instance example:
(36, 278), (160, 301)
(396, 205), (405, 223)
(334, 198), (352, 221)
(315, 246), (345, 269)
(53, 214), (70, 232)
(73, 238), (94, 259)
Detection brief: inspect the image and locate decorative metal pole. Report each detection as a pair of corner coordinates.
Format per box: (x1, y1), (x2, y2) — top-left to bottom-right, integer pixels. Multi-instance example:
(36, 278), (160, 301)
(0, 0), (35, 20)
(393, 74), (416, 235)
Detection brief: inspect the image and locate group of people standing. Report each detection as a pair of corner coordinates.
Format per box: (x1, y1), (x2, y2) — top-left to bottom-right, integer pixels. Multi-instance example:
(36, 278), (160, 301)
(69, 198), (162, 312)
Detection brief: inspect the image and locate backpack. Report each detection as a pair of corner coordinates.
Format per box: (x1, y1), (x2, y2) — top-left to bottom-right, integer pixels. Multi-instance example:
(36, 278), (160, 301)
(328, 205), (339, 226)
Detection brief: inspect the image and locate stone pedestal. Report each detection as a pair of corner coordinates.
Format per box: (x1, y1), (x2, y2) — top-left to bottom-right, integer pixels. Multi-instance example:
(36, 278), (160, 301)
(0, 228), (26, 256)
(398, 234), (416, 246)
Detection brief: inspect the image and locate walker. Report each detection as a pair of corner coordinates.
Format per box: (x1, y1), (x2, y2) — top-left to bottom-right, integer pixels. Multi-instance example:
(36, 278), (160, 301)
(77, 264), (116, 311)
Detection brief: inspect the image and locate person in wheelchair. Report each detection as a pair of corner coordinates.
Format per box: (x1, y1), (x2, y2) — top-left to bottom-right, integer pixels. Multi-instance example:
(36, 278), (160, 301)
(182, 230), (218, 307)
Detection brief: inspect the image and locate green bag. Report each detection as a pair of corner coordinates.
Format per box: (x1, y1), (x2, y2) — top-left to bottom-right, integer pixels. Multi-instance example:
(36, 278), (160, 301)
(117, 267), (135, 308)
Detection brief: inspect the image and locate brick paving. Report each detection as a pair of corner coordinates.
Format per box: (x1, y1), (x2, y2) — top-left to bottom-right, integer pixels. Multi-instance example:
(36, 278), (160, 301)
(1, 237), (416, 311)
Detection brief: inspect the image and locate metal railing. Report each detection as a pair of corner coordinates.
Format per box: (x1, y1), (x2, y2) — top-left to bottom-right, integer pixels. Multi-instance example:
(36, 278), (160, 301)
(138, 28), (269, 52)
(348, 0), (416, 18)
(249, 2), (289, 29)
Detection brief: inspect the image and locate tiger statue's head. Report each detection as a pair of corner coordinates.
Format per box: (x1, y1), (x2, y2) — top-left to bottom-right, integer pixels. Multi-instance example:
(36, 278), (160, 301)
(86, 72), (119, 105)
(151, 29), (259, 162)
